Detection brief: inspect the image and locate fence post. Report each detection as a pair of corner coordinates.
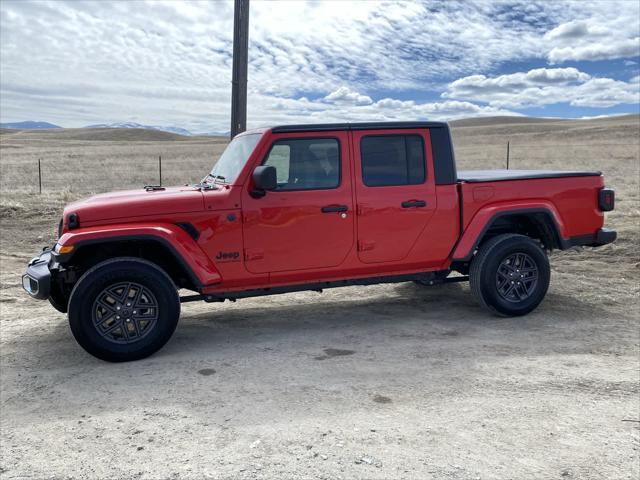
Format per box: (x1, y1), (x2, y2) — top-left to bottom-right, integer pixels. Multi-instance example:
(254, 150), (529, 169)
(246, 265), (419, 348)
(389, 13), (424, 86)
(506, 141), (510, 170)
(158, 155), (162, 186)
(38, 158), (42, 194)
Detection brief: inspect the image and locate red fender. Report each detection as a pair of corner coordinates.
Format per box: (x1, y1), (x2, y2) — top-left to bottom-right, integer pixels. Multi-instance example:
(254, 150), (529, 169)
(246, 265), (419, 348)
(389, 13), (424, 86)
(451, 200), (567, 261)
(58, 223), (221, 287)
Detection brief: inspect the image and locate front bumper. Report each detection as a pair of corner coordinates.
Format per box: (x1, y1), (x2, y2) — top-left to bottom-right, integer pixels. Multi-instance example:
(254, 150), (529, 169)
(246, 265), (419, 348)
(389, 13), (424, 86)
(22, 250), (54, 300)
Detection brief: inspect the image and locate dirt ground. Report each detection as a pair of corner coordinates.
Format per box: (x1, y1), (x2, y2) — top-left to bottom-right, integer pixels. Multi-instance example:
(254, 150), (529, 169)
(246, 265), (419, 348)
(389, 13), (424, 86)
(1, 116), (639, 479)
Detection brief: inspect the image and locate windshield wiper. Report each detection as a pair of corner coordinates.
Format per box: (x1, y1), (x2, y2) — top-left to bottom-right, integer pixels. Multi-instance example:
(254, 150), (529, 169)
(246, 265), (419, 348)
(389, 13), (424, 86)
(192, 182), (218, 191)
(212, 174), (227, 184)
(191, 174), (218, 190)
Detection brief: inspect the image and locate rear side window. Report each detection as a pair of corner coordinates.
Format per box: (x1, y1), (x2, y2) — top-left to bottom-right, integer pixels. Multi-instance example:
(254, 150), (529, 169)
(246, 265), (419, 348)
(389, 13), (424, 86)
(360, 135), (425, 187)
(264, 138), (340, 190)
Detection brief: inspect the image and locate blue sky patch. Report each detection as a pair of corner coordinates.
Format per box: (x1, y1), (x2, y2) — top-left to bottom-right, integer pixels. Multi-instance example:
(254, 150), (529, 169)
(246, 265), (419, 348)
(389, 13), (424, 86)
(0, 0), (638, 132)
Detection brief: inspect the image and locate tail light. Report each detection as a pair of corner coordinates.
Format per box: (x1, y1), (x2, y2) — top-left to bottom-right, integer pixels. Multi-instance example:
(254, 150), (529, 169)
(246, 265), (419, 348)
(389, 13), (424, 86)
(599, 188), (615, 212)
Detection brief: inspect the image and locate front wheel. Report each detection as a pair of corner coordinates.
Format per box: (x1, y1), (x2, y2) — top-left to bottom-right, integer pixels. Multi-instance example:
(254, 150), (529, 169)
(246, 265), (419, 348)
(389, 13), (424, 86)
(68, 257), (180, 362)
(470, 234), (550, 316)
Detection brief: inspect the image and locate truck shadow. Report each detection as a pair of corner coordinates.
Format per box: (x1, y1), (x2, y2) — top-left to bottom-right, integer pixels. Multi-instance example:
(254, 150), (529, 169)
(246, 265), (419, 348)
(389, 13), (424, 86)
(165, 281), (612, 355)
(13, 280), (622, 423)
(38, 280), (613, 367)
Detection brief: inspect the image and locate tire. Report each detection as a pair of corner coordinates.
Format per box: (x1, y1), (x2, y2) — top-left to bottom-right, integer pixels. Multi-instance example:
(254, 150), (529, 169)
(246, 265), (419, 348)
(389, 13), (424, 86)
(469, 234), (550, 317)
(68, 257), (180, 362)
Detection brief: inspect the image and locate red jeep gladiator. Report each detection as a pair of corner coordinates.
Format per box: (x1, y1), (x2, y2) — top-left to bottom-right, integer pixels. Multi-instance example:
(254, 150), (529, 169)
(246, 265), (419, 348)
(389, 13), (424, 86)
(23, 122), (616, 361)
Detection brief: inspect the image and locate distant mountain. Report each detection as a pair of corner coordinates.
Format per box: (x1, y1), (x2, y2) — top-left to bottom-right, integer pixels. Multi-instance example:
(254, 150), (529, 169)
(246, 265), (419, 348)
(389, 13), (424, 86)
(200, 130), (231, 137)
(0, 120), (229, 137)
(0, 121), (61, 129)
(84, 122), (193, 136)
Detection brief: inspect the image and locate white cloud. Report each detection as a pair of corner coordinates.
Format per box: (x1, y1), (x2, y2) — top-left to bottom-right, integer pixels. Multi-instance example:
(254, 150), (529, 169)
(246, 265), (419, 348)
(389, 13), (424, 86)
(548, 38), (640, 63)
(446, 68), (591, 97)
(525, 67), (591, 84)
(444, 68), (639, 108)
(545, 20), (606, 40)
(323, 87), (372, 106)
(569, 78), (640, 107)
(544, 13), (640, 63)
(375, 98), (415, 110)
(0, 0), (638, 130)
(247, 90), (520, 128)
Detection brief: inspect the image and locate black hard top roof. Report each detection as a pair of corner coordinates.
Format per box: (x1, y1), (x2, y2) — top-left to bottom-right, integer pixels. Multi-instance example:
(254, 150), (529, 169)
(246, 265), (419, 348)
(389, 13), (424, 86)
(271, 121), (448, 133)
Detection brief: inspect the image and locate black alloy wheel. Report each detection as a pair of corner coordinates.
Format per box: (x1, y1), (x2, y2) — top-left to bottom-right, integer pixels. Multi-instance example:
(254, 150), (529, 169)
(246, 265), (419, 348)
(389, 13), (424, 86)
(68, 257), (180, 362)
(470, 234), (550, 316)
(92, 282), (159, 344)
(495, 252), (539, 303)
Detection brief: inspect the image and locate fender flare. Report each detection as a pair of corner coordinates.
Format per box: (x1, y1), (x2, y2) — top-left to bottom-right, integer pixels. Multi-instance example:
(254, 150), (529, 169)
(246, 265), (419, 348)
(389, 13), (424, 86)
(452, 202), (568, 262)
(56, 223), (221, 288)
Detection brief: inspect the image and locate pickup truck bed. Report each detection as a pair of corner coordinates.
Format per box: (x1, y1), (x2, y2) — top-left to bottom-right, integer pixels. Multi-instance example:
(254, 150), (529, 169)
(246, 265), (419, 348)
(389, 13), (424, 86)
(457, 170), (602, 183)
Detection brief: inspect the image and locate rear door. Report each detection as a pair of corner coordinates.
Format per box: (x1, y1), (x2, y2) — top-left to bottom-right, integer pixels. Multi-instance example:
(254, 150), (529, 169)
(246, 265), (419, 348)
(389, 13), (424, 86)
(352, 129), (437, 264)
(242, 131), (354, 274)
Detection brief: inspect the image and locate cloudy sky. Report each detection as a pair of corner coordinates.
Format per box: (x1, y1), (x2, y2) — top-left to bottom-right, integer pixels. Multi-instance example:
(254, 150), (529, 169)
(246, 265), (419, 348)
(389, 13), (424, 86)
(1, 0), (639, 132)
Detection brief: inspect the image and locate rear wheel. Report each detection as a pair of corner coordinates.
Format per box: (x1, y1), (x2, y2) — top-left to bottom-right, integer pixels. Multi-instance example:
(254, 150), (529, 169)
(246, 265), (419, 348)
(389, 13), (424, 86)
(68, 257), (180, 362)
(470, 234), (550, 316)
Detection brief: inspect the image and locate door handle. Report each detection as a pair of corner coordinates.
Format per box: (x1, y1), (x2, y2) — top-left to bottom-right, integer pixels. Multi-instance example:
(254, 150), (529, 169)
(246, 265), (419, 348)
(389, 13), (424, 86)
(401, 200), (427, 208)
(321, 205), (348, 213)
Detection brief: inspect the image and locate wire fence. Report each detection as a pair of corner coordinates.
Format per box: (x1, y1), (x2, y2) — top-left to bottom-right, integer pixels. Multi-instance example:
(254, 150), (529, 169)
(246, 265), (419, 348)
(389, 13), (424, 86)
(2, 160), (215, 196)
(453, 142), (639, 171)
(1, 141), (638, 195)
(0, 139), (226, 195)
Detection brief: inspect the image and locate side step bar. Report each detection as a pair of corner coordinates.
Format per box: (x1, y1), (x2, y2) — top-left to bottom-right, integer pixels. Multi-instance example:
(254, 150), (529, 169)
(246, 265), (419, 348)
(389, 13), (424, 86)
(180, 273), (469, 303)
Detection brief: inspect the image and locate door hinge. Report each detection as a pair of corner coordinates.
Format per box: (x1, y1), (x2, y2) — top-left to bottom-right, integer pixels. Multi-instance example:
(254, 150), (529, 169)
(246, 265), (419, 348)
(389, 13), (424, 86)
(357, 240), (375, 252)
(243, 212), (258, 224)
(244, 248), (264, 261)
(356, 204), (372, 216)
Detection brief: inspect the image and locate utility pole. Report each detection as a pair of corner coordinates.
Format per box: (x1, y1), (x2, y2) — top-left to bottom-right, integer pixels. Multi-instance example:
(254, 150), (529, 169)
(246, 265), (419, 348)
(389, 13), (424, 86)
(230, 0), (249, 138)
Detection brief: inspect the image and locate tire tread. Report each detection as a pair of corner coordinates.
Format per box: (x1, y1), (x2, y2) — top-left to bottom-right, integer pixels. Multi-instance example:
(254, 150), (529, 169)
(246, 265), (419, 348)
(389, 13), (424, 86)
(68, 257), (180, 362)
(469, 234), (547, 317)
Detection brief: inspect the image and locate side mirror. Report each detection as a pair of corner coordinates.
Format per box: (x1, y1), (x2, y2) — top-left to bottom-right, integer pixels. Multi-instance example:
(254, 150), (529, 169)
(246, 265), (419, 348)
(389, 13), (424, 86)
(252, 166), (277, 196)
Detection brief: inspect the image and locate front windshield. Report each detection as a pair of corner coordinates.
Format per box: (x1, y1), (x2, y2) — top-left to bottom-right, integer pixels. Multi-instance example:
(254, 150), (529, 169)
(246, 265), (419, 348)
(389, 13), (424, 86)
(209, 133), (261, 184)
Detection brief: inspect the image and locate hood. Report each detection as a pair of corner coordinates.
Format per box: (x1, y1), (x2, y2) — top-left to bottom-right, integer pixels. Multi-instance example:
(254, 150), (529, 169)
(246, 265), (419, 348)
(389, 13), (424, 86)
(63, 185), (207, 225)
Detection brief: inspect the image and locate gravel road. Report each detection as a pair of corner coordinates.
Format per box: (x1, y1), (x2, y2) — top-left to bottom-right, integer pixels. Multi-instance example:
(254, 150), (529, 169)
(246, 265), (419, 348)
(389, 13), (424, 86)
(1, 254), (638, 479)
(2, 116), (638, 478)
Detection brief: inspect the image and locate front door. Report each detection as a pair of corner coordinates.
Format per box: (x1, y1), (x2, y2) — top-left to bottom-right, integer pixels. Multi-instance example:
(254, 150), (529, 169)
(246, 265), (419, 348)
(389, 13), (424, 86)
(352, 129), (437, 264)
(242, 132), (354, 274)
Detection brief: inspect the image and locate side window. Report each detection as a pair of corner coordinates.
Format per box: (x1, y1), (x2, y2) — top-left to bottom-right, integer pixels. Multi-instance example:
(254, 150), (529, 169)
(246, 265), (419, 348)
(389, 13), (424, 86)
(263, 138), (340, 190)
(360, 135), (426, 187)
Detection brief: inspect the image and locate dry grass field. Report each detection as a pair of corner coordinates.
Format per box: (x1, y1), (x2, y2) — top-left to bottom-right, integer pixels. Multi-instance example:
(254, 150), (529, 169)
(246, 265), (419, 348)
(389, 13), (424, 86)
(1, 116), (639, 479)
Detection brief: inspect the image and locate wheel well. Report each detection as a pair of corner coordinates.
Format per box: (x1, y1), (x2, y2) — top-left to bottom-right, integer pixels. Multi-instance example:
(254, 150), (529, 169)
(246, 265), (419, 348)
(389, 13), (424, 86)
(480, 212), (561, 251)
(452, 211), (560, 275)
(64, 240), (199, 291)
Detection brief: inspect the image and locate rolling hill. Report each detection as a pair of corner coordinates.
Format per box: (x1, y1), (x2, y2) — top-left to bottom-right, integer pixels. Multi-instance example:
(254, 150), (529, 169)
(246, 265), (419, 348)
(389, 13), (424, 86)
(0, 121), (61, 129)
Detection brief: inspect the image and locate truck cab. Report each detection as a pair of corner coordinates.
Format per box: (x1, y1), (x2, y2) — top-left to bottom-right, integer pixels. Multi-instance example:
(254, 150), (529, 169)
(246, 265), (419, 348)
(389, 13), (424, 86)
(23, 122), (616, 362)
